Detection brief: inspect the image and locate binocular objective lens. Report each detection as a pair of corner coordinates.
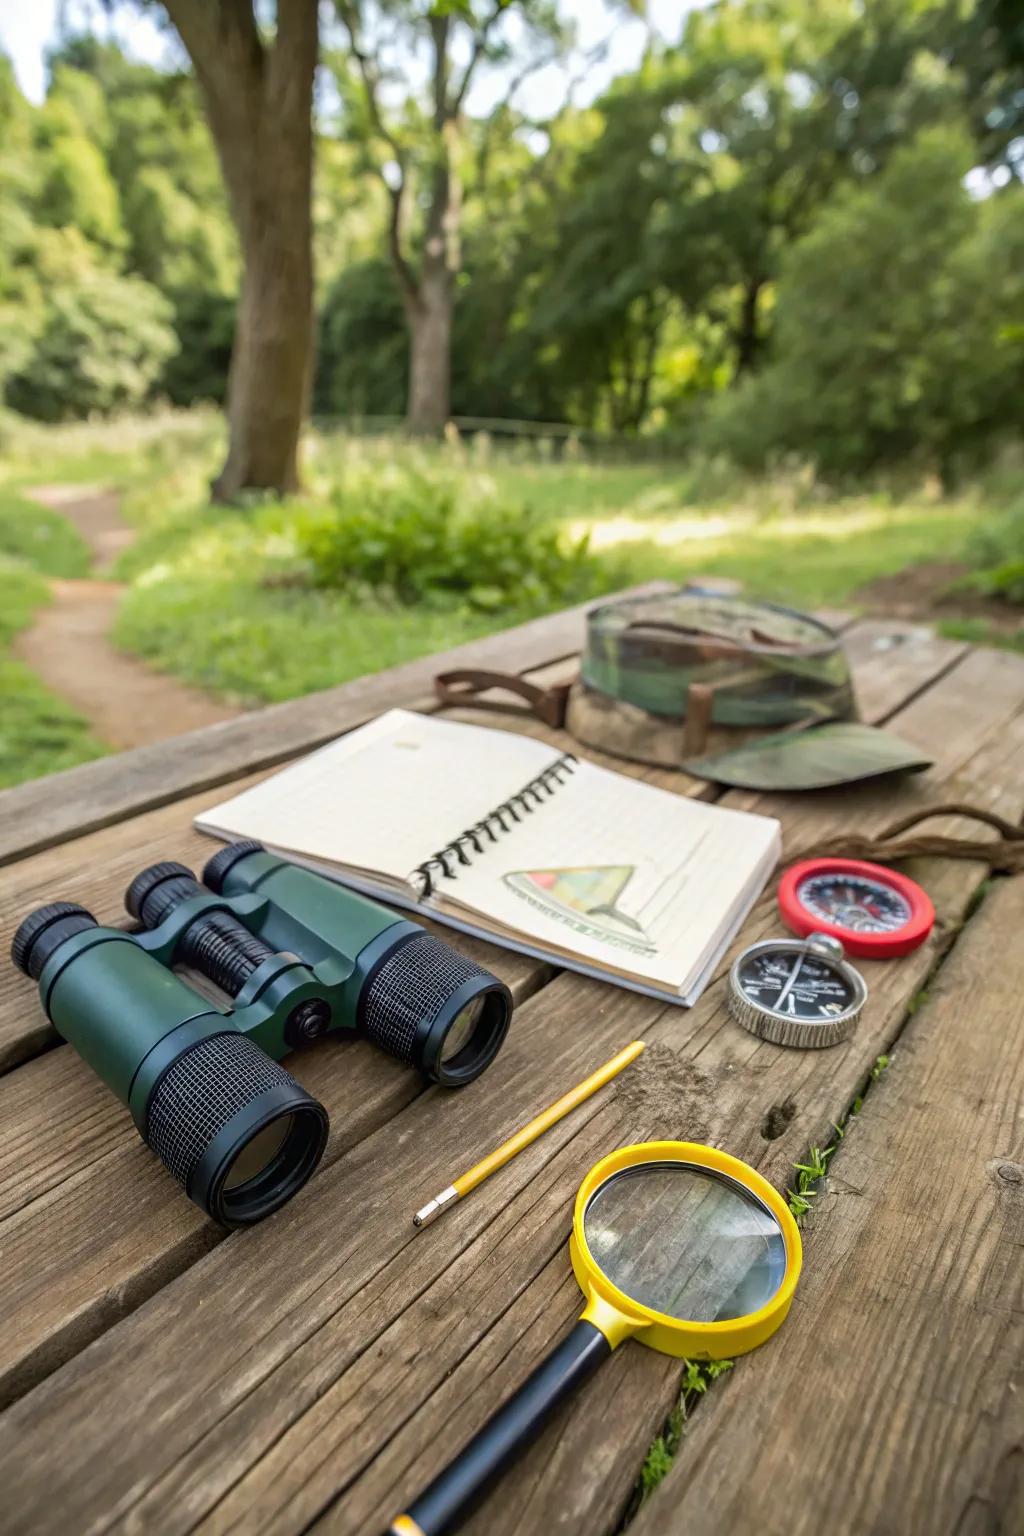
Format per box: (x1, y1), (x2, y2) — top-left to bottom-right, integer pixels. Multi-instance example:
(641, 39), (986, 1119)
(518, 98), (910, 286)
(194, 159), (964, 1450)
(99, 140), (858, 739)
(440, 995), (486, 1064)
(222, 1114), (294, 1190)
(145, 1033), (329, 1226)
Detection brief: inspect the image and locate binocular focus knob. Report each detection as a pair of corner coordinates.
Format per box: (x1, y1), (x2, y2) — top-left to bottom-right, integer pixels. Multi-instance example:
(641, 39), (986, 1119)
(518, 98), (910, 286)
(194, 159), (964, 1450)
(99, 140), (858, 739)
(203, 840), (265, 894)
(125, 861), (200, 926)
(11, 902), (98, 981)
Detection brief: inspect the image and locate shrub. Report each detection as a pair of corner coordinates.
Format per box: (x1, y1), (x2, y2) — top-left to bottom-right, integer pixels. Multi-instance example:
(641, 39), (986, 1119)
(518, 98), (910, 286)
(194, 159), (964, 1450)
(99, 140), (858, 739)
(6, 242), (177, 422)
(707, 128), (1024, 480)
(965, 500), (1024, 606)
(295, 465), (594, 610)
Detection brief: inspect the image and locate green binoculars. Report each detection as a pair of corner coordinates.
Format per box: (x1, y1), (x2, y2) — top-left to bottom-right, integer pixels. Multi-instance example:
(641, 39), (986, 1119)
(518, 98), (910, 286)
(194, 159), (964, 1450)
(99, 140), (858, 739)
(11, 841), (512, 1227)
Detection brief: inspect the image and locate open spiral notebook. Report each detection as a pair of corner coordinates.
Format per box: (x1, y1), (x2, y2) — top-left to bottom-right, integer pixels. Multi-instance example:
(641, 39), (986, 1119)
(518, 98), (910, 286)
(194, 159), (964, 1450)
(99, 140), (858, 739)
(197, 709), (781, 1005)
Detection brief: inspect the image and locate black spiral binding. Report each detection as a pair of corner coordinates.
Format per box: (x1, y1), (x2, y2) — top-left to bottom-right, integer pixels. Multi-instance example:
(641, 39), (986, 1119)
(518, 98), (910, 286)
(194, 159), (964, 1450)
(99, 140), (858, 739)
(411, 752), (578, 897)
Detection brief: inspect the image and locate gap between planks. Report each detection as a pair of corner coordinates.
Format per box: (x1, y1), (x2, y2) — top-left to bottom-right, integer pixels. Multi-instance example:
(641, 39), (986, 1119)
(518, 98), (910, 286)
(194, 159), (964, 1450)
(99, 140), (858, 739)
(0, 631), (1013, 1533)
(628, 875), (1024, 1536)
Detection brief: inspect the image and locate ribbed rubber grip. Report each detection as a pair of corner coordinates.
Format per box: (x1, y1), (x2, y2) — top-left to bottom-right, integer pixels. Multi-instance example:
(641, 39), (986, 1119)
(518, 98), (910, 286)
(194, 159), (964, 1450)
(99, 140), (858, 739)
(145, 1032), (303, 1187)
(360, 932), (495, 1065)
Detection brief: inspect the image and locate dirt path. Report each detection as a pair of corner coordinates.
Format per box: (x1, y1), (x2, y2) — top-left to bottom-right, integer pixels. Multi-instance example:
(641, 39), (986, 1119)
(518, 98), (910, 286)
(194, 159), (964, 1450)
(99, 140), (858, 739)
(14, 487), (242, 752)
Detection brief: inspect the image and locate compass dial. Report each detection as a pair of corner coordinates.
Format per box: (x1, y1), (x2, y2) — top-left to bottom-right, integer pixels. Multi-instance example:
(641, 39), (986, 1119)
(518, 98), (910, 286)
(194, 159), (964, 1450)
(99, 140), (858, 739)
(795, 872), (911, 935)
(736, 950), (856, 1021)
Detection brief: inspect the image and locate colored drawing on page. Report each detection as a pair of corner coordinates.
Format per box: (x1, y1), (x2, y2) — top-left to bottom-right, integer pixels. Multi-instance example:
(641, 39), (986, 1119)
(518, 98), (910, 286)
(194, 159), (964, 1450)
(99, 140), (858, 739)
(502, 863), (658, 954)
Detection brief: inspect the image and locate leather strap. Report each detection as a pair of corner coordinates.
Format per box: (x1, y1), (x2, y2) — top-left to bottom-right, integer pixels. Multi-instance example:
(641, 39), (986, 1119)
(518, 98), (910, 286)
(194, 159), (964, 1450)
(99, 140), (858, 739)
(788, 803), (1024, 874)
(434, 669), (570, 729)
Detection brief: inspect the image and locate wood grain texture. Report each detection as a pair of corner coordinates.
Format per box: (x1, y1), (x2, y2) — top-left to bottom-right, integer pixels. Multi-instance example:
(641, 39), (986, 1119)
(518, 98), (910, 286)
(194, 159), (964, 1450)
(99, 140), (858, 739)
(630, 874), (1024, 1536)
(0, 583), (672, 868)
(0, 637), (1016, 1534)
(0, 777), (553, 1409)
(0, 617), (942, 1412)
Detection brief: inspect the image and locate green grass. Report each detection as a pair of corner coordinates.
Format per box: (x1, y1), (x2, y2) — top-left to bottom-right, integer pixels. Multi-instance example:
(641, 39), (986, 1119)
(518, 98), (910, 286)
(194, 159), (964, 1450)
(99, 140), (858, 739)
(787, 1053), (891, 1221)
(938, 617), (1024, 652)
(634, 1359), (734, 1508)
(0, 492), (92, 577)
(563, 500), (981, 610)
(114, 575), (529, 705)
(0, 405), (223, 494)
(0, 412), (1021, 785)
(106, 429), (999, 707)
(0, 560), (106, 789)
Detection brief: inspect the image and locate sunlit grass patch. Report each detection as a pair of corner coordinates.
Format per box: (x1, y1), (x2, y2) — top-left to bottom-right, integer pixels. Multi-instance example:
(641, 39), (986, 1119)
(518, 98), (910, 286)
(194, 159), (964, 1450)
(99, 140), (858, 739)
(568, 500), (981, 609)
(0, 492), (92, 578)
(113, 574), (529, 705)
(0, 560), (106, 788)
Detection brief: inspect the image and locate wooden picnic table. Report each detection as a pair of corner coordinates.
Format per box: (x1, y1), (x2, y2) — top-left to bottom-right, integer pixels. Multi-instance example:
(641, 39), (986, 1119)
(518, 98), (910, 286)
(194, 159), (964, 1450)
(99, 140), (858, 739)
(0, 585), (1021, 1536)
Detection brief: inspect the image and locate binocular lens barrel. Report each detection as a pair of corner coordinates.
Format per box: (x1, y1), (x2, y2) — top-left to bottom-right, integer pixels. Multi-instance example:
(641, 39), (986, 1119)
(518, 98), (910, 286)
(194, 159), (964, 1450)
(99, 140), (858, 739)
(359, 930), (510, 1086)
(204, 841), (513, 1086)
(144, 1030), (328, 1226)
(11, 903), (329, 1228)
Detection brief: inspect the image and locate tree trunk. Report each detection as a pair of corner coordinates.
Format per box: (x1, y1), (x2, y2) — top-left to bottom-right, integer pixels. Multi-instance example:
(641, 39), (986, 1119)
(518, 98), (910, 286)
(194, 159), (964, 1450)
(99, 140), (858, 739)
(163, 0), (318, 502)
(407, 282), (453, 434)
(213, 176), (313, 499)
(734, 276), (763, 377)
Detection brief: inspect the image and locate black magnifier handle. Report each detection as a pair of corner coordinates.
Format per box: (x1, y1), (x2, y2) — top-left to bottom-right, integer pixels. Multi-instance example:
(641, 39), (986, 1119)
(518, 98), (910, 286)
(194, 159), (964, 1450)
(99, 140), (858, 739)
(389, 1318), (612, 1536)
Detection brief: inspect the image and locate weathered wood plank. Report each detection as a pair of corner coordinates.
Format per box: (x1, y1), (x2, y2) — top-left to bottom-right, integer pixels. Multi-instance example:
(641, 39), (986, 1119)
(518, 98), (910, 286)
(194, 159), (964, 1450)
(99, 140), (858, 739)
(0, 975), (667, 1531)
(198, 647), (1024, 1536)
(0, 619), (939, 1410)
(0, 641), (1015, 1533)
(0, 584), (672, 868)
(629, 874), (1024, 1536)
(0, 778), (556, 1410)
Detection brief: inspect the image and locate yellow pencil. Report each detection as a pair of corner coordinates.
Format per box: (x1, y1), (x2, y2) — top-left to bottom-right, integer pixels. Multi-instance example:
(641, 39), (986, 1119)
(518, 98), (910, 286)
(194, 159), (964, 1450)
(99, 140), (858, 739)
(412, 1039), (646, 1228)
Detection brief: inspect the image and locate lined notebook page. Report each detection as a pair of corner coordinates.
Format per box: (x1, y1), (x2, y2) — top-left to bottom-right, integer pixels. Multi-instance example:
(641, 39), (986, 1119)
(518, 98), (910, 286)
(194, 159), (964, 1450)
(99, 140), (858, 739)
(199, 709), (561, 881)
(439, 759), (780, 989)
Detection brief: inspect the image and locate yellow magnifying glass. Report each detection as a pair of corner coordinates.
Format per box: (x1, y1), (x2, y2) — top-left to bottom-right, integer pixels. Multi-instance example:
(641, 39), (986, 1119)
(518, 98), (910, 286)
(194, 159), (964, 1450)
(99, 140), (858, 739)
(389, 1139), (801, 1536)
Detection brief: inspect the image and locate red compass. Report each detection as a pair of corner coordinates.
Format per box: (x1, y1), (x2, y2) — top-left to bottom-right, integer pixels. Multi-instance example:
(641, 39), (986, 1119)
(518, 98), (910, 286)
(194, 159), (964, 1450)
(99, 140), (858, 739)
(778, 857), (934, 959)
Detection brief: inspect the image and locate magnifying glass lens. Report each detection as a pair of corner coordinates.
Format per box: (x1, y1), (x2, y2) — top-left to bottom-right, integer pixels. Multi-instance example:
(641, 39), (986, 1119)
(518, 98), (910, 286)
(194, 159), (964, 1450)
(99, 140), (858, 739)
(583, 1162), (788, 1323)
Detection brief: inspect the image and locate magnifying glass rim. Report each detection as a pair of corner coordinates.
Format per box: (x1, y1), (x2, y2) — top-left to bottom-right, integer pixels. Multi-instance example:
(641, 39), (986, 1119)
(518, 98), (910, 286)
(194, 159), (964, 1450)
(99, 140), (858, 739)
(572, 1139), (801, 1339)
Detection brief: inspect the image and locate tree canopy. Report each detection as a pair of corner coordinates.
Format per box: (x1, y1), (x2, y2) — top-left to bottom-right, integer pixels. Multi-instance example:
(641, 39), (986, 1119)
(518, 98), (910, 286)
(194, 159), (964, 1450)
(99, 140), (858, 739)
(0, 0), (1021, 480)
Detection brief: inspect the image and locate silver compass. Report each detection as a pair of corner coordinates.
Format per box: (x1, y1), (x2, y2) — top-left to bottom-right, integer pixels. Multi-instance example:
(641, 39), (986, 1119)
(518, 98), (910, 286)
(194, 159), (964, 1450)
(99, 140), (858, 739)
(728, 932), (867, 1049)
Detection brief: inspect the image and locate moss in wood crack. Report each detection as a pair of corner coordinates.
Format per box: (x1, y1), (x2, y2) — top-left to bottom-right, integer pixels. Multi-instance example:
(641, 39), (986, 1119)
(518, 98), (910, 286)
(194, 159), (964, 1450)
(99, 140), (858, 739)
(788, 1053), (890, 1221)
(618, 1359), (734, 1527)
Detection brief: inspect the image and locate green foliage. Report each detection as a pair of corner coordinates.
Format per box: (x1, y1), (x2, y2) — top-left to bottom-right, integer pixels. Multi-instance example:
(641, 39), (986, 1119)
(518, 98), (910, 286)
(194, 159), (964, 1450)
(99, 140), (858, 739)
(6, 249), (177, 422)
(964, 498), (1024, 605)
(0, 493), (91, 577)
(710, 126), (1024, 478)
(295, 464), (596, 609)
(36, 69), (125, 253)
(316, 259), (407, 416)
(2, 5), (1022, 468)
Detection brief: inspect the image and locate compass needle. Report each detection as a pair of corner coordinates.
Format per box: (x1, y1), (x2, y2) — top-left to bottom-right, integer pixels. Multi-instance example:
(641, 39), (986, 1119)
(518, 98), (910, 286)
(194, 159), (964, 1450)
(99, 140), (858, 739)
(778, 858), (934, 959)
(728, 933), (867, 1049)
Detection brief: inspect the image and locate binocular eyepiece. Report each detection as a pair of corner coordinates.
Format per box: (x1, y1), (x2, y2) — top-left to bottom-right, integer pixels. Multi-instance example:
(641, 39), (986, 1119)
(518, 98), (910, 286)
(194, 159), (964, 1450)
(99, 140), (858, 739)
(12, 842), (512, 1227)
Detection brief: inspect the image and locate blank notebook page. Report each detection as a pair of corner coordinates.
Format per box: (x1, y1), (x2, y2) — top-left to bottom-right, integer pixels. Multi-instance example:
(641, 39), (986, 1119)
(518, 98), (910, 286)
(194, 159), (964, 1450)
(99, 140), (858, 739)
(199, 709), (561, 881)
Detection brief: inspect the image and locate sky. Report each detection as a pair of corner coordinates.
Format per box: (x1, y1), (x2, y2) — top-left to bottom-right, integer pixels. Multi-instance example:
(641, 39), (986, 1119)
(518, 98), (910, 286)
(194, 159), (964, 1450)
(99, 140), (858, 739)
(0, 1), (694, 116)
